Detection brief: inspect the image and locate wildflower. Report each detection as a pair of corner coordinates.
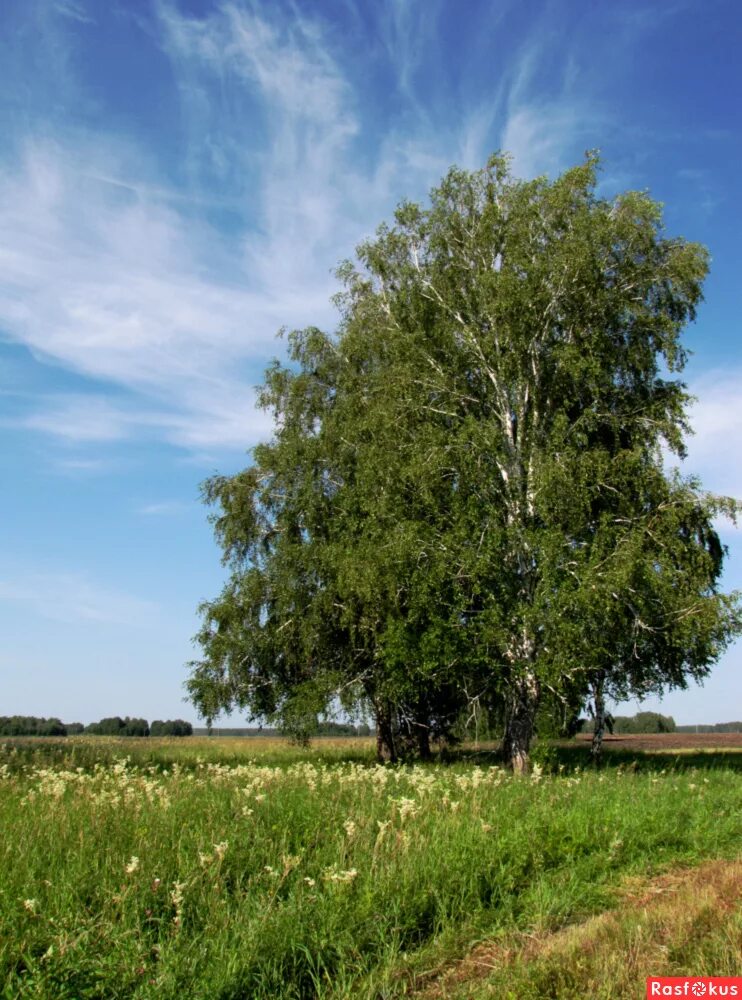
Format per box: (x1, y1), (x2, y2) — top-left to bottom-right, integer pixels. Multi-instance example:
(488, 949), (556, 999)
(343, 819), (357, 838)
(170, 880), (186, 926)
(323, 867), (358, 884)
(198, 852), (212, 867)
(395, 797), (419, 821)
(374, 819), (391, 848)
(125, 856), (140, 874)
(303, 877), (316, 887)
(23, 898), (38, 914)
(213, 841), (228, 860)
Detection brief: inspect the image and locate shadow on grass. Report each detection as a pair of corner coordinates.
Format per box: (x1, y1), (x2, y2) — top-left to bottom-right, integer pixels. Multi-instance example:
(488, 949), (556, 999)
(4, 734), (742, 776)
(445, 740), (742, 774)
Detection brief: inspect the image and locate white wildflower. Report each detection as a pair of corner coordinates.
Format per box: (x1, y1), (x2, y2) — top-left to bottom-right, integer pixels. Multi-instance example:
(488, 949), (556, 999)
(170, 880), (186, 926)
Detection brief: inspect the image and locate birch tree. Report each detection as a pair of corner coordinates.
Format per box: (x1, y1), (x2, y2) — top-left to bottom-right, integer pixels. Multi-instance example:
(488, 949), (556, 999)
(188, 153), (740, 770)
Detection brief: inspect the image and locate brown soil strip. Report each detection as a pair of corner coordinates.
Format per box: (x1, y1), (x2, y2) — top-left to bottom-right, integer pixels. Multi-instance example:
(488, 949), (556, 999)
(573, 732), (742, 752)
(413, 858), (742, 999)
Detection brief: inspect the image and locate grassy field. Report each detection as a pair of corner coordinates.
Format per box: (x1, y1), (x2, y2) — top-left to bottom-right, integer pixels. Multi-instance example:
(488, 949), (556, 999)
(0, 737), (740, 999)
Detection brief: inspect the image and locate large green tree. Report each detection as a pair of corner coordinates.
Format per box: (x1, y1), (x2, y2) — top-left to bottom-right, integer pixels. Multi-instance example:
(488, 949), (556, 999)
(188, 153), (739, 770)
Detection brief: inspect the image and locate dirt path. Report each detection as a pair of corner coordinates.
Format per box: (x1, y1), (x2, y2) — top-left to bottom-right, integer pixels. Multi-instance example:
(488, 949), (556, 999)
(413, 858), (742, 999)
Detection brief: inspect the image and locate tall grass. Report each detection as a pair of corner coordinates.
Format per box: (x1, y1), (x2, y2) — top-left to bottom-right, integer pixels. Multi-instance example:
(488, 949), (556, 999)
(1, 739), (740, 999)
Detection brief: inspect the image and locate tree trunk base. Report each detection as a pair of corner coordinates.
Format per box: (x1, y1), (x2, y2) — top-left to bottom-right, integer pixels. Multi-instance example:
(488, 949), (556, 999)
(503, 672), (539, 775)
(375, 700), (397, 763)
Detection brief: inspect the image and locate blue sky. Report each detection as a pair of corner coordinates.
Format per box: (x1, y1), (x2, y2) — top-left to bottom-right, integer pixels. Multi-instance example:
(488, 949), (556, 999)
(1, 0), (740, 726)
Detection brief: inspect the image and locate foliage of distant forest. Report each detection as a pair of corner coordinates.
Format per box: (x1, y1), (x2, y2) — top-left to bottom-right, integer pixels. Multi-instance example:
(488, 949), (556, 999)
(4, 714), (740, 739)
(0, 716), (193, 737)
(0, 717), (82, 737)
(579, 711), (676, 734)
(194, 721), (373, 737)
(676, 721), (742, 733)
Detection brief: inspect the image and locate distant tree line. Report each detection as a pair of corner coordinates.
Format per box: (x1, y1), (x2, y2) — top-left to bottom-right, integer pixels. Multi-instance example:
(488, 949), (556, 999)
(192, 721), (373, 737)
(314, 721), (372, 737)
(149, 720), (194, 736)
(0, 716), (83, 737)
(676, 722), (742, 733)
(85, 717), (151, 736)
(0, 716), (192, 737)
(580, 711), (676, 735)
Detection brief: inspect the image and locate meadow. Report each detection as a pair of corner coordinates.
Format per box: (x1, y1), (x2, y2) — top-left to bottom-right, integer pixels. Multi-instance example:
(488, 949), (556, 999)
(1, 737), (740, 999)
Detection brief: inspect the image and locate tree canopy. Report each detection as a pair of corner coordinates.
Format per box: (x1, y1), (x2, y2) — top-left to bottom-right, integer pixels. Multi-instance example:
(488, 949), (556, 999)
(188, 152), (740, 770)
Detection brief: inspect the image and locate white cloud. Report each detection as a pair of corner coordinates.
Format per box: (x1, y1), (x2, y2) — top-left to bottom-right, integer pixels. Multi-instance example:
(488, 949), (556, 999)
(0, 139), (316, 450)
(137, 500), (191, 516)
(158, 2), (364, 296)
(682, 369), (742, 508)
(0, 569), (157, 625)
(496, 34), (605, 180)
(500, 105), (595, 180)
(14, 385), (274, 451)
(54, 1), (93, 24)
(0, 2), (604, 456)
(47, 456), (114, 477)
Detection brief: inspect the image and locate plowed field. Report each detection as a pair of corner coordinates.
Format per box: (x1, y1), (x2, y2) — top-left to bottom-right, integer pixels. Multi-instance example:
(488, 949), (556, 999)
(575, 731), (742, 751)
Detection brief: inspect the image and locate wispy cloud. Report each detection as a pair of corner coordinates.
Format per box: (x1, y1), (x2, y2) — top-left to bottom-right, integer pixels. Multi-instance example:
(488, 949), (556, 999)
(48, 456), (114, 476)
(0, 1), (603, 455)
(0, 137), (303, 450)
(137, 500), (192, 516)
(15, 386), (274, 451)
(494, 30), (606, 180)
(683, 370), (742, 507)
(0, 569), (157, 625)
(54, 1), (94, 24)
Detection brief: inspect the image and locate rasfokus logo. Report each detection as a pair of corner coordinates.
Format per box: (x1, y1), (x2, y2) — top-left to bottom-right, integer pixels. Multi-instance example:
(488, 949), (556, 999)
(647, 979), (742, 997)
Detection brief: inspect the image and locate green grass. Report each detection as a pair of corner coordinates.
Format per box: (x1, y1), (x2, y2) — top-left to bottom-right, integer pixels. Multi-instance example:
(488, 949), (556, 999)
(442, 860), (742, 999)
(0, 738), (740, 999)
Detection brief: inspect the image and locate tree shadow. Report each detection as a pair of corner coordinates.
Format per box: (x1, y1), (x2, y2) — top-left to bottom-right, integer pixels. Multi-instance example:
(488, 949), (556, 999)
(441, 739), (742, 774)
